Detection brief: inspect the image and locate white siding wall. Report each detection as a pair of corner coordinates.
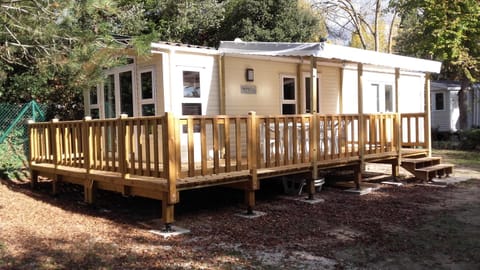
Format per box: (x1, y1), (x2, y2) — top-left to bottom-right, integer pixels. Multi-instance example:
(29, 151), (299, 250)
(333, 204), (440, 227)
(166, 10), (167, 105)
(223, 56), (297, 115)
(341, 65), (425, 114)
(318, 65), (340, 114)
(431, 90), (452, 132)
(168, 52), (220, 116)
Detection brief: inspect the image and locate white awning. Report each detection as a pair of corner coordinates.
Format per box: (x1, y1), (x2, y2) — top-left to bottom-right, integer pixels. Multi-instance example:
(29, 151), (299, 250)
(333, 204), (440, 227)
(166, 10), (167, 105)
(219, 41), (442, 73)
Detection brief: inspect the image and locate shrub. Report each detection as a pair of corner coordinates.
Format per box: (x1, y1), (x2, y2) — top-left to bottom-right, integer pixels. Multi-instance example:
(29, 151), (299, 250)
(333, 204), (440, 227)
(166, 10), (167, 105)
(459, 129), (480, 150)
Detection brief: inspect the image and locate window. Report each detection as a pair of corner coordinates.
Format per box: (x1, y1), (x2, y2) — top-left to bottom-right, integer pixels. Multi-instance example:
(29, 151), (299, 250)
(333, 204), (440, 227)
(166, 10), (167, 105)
(104, 74), (116, 118)
(385, 85), (393, 112)
(282, 76), (296, 115)
(89, 86), (100, 118)
(139, 69), (156, 116)
(434, 92), (445, 111)
(101, 65), (135, 119)
(304, 76), (320, 113)
(369, 83), (394, 113)
(119, 71), (133, 116)
(183, 71), (201, 98)
(182, 70), (202, 132)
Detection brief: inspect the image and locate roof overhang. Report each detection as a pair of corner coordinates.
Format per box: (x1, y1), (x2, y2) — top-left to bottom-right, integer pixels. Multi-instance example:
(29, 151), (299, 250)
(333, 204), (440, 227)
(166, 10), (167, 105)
(151, 42), (219, 55)
(219, 41), (442, 73)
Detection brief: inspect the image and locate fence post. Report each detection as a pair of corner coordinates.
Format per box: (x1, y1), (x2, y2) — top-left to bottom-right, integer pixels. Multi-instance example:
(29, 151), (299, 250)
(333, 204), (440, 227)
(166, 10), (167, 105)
(357, 63), (365, 189)
(392, 113), (402, 179)
(82, 116), (92, 173)
(424, 73), (432, 157)
(246, 111), (258, 214)
(27, 119), (38, 188)
(307, 114), (318, 200)
(162, 112), (178, 228)
(51, 118), (60, 168)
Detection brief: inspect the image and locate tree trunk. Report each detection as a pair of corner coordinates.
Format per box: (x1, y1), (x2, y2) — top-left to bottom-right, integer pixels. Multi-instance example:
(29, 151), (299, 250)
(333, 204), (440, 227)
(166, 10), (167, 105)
(458, 80), (470, 130)
(374, 0), (381, 51)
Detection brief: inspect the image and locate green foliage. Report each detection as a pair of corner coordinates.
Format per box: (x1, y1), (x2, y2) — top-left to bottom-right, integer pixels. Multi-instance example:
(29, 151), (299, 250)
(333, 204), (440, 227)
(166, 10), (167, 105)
(219, 0), (326, 42)
(395, 0), (480, 82)
(459, 129), (480, 150)
(0, 0), (154, 119)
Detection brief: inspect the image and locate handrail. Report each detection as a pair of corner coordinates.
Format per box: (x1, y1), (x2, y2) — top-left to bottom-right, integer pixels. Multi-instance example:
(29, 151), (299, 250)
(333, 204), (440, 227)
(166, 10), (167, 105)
(29, 112), (407, 186)
(400, 113), (427, 148)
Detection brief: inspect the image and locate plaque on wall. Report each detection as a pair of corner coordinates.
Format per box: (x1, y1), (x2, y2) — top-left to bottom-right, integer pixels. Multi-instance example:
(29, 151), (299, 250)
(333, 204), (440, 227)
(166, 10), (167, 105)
(240, 85), (257, 94)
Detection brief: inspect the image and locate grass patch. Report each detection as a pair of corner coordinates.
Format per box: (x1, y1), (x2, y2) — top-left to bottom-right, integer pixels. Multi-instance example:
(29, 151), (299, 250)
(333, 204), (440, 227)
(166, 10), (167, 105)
(432, 149), (480, 170)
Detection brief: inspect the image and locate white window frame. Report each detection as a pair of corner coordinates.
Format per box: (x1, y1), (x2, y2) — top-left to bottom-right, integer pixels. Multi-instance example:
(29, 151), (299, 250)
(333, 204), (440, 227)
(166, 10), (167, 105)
(88, 85), (101, 118)
(181, 68), (204, 116)
(302, 72), (321, 114)
(369, 82), (395, 113)
(138, 66), (156, 116)
(281, 75), (297, 114)
(434, 92), (445, 111)
(99, 60), (136, 119)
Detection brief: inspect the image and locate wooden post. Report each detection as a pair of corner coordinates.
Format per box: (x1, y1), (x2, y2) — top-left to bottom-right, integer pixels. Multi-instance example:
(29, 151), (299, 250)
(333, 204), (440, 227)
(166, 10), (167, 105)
(27, 120), (38, 189)
(424, 73), (432, 157)
(393, 68), (401, 179)
(310, 57), (318, 113)
(82, 116), (92, 173)
(219, 55), (226, 115)
(357, 63), (365, 188)
(246, 111), (258, 214)
(117, 114), (129, 195)
(51, 118), (60, 168)
(307, 115), (318, 200)
(297, 63), (303, 113)
(163, 112), (178, 226)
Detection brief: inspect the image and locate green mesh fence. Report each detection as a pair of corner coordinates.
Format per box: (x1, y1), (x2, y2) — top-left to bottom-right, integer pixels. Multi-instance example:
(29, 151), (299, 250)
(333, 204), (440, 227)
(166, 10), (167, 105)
(0, 101), (47, 179)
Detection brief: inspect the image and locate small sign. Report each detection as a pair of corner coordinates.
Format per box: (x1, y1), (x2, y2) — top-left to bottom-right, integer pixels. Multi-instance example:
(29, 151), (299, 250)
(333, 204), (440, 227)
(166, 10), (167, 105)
(241, 85), (257, 94)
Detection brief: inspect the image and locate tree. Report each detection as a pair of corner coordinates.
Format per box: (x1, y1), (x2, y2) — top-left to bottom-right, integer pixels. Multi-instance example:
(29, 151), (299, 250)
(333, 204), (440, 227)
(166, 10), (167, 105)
(395, 0), (480, 129)
(218, 0), (326, 43)
(129, 0), (224, 47)
(0, 0), (152, 119)
(312, 0), (400, 52)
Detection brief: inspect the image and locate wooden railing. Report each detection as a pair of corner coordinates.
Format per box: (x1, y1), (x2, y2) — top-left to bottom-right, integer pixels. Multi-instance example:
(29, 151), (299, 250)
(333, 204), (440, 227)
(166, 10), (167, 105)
(363, 113), (399, 155)
(30, 112), (407, 196)
(401, 113), (427, 148)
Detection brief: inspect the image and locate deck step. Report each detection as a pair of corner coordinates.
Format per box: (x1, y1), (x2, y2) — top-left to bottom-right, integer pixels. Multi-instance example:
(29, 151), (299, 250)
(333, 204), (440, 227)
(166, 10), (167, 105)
(415, 164), (454, 181)
(402, 157), (442, 164)
(401, 156), (442, 174)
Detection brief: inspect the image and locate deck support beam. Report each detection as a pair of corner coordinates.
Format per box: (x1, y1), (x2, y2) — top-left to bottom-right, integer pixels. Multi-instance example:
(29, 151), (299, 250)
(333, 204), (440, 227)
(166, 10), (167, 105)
(424, 73), (432, 157)
(52, 175), (59, 196)
(357, 63), (365, 188)
(162, 197), (175, 230)
(393, 68), (401, 179)
(353, 163), (361, 190)
(244, 190), (255, 215)
(30, 170), (39, 189)
(84, 179), (96, 204)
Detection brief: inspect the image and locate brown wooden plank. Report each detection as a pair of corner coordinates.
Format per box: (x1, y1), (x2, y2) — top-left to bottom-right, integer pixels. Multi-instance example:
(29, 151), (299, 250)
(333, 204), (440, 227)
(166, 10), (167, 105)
(235, 117), (242, 171)
(187, 118), (195, 176)
(153, 118), (160, 177)
(224, 117), (231, 172)
(200, 118), (207, 175)
(213, 117), (220, 174)
(283, 117), (290, 166)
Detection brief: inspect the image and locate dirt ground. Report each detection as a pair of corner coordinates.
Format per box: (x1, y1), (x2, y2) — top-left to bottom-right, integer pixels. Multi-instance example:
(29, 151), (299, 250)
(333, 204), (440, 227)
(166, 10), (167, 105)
(1, 163), (479, 269)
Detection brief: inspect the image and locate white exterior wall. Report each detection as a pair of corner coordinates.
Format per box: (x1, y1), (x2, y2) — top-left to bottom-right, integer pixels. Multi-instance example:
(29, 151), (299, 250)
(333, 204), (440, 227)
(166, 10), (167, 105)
(342, 65), (425, 114)
(431, 89), (454, 132)
(318, 65), (340, 114)
(223, 56), (341, 115)
(165, 51), (220, 116)
(223, 56), (298, 115)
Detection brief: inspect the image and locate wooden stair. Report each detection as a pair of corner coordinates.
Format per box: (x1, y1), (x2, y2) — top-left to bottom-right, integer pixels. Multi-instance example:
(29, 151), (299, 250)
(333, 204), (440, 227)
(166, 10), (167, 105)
(401, 157), (454, 182)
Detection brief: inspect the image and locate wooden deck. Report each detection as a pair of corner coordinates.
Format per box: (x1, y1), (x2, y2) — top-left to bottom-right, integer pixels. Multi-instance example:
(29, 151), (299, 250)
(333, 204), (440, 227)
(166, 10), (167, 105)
(29, 112), (429, 226)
